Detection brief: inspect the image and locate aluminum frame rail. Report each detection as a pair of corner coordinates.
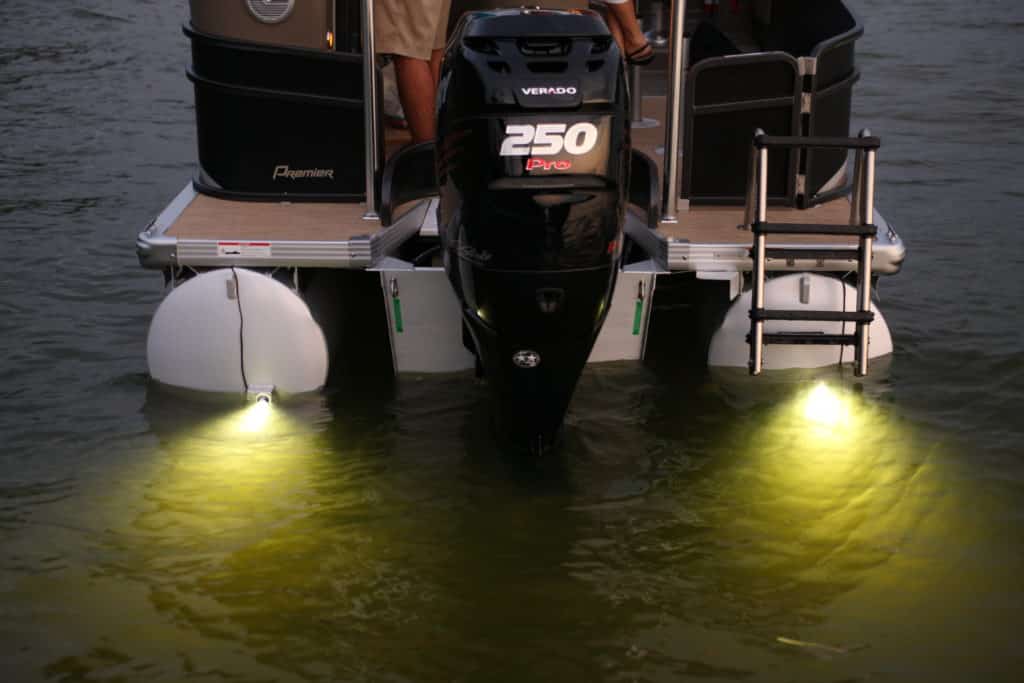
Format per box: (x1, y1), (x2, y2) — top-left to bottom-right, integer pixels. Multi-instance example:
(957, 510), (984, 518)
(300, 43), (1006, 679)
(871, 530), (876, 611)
(745, 129), (880, 376)
(361, 0), (379, 220)
(660, 0), (688, 223)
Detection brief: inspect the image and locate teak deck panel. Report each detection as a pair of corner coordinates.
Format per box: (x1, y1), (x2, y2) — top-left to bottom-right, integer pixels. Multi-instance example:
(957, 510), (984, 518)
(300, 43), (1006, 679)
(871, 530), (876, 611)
(169, 195), (374, 241)
(168, 126), (414, 242)
(656, 201), (857, 246)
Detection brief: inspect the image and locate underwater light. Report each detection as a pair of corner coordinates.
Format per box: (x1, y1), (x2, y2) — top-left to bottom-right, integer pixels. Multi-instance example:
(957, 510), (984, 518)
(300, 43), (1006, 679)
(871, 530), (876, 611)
(238, 399), (273, 433)
(247, 384), (275, 405)
(238, 385), (276, 432)
(803, 382), (847, 428)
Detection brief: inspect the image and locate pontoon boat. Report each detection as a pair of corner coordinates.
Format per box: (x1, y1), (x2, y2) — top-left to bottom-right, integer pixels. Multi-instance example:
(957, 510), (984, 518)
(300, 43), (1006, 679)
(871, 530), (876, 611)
(138, 0), (907, 452)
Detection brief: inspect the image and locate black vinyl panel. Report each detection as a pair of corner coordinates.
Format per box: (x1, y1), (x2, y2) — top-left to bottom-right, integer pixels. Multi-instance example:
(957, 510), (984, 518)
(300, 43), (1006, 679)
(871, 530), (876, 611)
(687, 105), (795, 202)
(815, 40), (856, 89)
(805, 71), (859, 200)
(192, 75), (366, 199)
(760, 0), (856, 57)
(693, 59), (798, 107)
(186, 23), (378, 201)
(629, 149), (660, 230)
(682, 54), (800, 204)
(380, 142), (437, 226)
(188, 26), (364, 100)
(689, 20), (741, 67)
(334, 0), (362, 53)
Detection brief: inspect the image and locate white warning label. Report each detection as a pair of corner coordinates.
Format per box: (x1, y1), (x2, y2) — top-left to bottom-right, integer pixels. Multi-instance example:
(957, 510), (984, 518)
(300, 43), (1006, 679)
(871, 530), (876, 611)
(217, 242), (272, 258)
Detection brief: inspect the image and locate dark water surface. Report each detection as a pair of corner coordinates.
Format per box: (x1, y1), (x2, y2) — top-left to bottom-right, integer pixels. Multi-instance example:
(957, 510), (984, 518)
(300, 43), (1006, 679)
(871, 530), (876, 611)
(2, 1), (1023, 680)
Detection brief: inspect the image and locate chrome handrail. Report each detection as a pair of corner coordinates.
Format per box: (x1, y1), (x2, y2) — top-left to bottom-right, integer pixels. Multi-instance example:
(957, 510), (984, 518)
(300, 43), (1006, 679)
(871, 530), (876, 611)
(742, 134), (761, 230)
(660, 0), (688, 223)
(361, 0), (380, 220)
(742, 130), (881, 229)
(855, 128), (875, 376)
(749, 136), (769, 374)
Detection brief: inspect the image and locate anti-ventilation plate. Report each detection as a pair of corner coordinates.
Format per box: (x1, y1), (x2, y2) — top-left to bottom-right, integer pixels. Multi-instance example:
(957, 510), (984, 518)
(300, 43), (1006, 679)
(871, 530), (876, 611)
(246, 0), (295, 24)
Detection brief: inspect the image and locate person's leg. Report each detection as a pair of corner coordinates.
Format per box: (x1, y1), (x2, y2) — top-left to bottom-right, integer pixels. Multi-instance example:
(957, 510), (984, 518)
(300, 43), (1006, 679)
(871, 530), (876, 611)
(403, 0), (449, 138)
(375, 0), (449, 144)
(430, 48), (444, 88)
(603, 1), (652, 61)
(394, 56), (437, 143)
(601, 9), (626, 51)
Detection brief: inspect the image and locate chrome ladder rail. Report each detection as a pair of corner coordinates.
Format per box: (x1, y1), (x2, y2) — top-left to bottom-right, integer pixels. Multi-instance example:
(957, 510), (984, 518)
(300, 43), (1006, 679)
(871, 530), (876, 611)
(360, 0), (380, 220)
(745, 129), (880, 377)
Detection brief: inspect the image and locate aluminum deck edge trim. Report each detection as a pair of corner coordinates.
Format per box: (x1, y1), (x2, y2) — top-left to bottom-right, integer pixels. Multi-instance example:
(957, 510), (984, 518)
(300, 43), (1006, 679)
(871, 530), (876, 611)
(630, 208), (906, 275)
(136, 189), (431, 270)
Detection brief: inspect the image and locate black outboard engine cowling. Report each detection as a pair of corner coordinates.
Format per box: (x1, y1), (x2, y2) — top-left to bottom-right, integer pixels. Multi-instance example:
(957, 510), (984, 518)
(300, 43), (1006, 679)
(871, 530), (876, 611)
(437, 9), (630, 453)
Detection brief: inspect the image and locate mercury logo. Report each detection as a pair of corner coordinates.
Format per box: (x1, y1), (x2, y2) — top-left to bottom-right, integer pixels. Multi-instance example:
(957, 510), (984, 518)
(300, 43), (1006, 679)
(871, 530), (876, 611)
(521, 86), (577, 96)
(272, 165), (335, 181)
(512, 350), (542, 369)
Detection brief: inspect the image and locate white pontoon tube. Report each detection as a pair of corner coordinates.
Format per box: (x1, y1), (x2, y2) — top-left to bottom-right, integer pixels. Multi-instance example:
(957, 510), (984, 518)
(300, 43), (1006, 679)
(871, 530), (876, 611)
(147, 269), (329, 396)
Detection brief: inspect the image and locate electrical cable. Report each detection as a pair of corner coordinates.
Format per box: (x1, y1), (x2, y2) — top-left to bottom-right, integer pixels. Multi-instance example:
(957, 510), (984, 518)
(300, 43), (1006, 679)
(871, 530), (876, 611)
(412, 245), (441, 266)
(231, 267), (249, 392)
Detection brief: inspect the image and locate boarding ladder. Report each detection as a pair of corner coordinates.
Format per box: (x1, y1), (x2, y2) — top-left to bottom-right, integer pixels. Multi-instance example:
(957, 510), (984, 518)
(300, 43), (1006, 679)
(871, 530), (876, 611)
(744, 129), (881, 377)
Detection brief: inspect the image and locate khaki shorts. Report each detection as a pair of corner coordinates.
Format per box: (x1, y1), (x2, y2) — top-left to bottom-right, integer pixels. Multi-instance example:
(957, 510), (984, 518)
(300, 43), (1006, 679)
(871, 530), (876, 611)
(375, 0), (453, 60)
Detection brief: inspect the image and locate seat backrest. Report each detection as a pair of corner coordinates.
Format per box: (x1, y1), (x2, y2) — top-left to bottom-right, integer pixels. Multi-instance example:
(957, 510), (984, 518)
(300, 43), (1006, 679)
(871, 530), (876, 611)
(688, 20), (742, 67)
(682, 0), (863, 206)
(755, 0), (855, 57)
(681, 52), (801, 204)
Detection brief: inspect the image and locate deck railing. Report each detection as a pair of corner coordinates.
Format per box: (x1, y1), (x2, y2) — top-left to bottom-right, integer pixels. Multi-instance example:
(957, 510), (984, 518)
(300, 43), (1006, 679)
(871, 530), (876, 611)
(659, 0), (688, 223)
(361, 0), (379, 219)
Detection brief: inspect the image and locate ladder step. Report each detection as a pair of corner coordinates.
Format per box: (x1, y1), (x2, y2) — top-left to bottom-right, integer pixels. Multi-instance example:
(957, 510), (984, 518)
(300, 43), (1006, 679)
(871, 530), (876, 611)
(754, 133), (882, 151)
(763, 247), (860, 261)
(753, 222), (877, 236)
(751, 309), (874, 323)
(755, 332), (859, 346)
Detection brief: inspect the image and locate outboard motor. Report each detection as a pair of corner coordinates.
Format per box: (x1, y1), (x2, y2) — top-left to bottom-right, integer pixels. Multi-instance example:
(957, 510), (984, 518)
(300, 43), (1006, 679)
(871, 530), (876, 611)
(437, 9), (629, 453)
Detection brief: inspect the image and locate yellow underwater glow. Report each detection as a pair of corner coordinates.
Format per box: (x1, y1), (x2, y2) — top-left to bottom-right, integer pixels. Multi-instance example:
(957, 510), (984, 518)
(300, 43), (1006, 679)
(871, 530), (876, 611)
(237, 398), (274, 434)
(803, 381), (849, 429)
(138, 398), (331, 527)
(746, 379), (875, 483)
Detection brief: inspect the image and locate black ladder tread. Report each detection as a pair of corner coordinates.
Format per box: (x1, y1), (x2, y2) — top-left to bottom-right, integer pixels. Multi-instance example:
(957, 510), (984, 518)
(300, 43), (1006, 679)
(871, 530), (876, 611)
(754, 133), (882, 151)
(753, 222), (877, 236)
(762, 247), (863, 261)
(751, 309), (874, 323)
(751, 332), (860, 346)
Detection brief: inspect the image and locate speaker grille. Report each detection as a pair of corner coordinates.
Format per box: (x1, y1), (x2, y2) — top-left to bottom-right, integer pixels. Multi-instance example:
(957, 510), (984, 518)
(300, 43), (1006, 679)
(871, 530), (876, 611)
(245, 0), (295, 24)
